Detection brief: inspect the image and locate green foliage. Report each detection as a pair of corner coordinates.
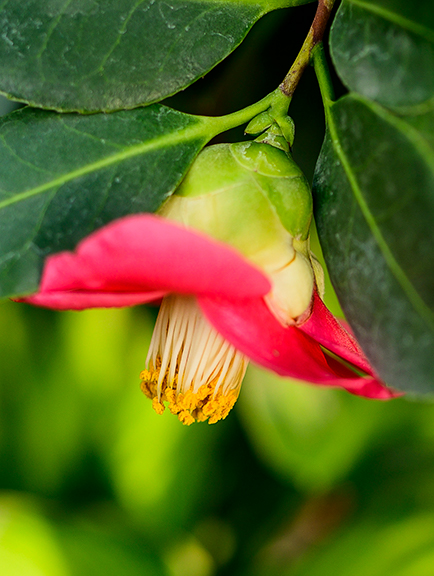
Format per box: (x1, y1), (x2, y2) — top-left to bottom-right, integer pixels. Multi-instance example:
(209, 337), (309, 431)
(2, 301), (434, 575)
(312, 0), (434, 395)
(0, 0), (430, 397)
(287, 513), (434, 576)
(0, 493), (166, 576)
(330, 0), (434, 110)
(313, 94), (434, 394)
(0, 494), (69, 576)
(0, 0), (310, 112)
(239, 367), (402, 491)
(0, 105), (211, 299)
(1, 0), (434, 573)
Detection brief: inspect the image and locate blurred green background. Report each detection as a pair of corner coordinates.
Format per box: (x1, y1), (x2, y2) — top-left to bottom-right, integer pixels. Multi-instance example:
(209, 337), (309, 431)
(2, 5), (434, 575)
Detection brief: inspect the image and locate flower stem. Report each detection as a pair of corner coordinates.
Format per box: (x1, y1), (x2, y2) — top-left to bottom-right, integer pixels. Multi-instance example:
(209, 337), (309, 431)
(206, 0), (336, 137)
(206, 88), (286, 135)
(279, 0), (335, 101)
(311, 42), (335, 111)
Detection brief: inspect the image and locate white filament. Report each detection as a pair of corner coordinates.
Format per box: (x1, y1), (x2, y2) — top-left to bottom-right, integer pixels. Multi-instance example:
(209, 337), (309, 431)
(146, 295), (248, 398)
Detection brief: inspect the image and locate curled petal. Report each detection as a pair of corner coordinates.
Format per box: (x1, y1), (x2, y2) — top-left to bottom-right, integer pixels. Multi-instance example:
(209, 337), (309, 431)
(199, 294), (396, 399)
(298, 290), (375, 376)
(23, 290), (167, 311)
(19, 215), (271, 310)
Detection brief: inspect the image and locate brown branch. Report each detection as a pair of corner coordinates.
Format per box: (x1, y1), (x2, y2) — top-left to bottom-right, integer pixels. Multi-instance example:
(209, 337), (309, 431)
(279, 0), (335, 98)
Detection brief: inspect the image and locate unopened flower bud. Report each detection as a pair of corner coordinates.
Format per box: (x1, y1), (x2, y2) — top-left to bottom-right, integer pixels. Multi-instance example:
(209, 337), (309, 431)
(160, 141), (321, 323)
(143, 141), (324, 424)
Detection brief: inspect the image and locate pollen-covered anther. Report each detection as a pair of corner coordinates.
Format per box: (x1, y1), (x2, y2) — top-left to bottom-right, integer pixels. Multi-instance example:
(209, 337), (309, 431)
(140, 295), (248, 425)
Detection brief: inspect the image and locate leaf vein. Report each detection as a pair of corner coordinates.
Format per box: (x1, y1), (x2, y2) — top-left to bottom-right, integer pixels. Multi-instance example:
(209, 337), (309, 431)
(151, 5), (227, 86)
(58, 116), (124, 149)
(0, 120), (205, 211)
(35, 0), (75, 84)
(355, 95), (434, 171)
(348, 0), (434, 44)
(0, 133), (55, 176)
(326, 102), (434, 329)
(87, 167), (118, 231)
(0, 187), (57, 279)
(95, 0), (149, 75)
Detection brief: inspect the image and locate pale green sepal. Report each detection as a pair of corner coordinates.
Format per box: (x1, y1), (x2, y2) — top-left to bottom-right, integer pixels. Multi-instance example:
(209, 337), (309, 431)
(253, 121), (290, 152)
(245, 112), (274, 135)
(266, 123), (283, 135)
(275, 116), (296, 146)
(255, 130), (289, 153)
(229, 141), (300, 177)
(230, 141), (312, 238)
(175, 145), (246, 198)
(253, 173), (312, 240)
(162, 141), (318, 322)
(162, 142), (297, 265)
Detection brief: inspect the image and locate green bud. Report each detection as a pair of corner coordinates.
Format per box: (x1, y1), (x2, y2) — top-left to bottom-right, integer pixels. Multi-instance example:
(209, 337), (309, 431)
(160, 142), (321, 322)
(161, 143), (291, 268)
(255, 130), (290, 154)
(229, 141), (312, 240)
(245, 112), (295, 147)
(275, 115), (295, 146)
(245, 111), (274, 135)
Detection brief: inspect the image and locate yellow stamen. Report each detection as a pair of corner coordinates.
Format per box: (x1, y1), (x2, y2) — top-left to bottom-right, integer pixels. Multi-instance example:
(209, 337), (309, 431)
(140, 295), (248, 425)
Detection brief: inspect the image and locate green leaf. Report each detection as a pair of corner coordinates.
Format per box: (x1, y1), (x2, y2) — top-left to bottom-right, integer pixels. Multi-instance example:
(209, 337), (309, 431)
(0, 105), (212, 299)
(313, 94), (434, 396)
(0, 0), (311, 112)
(330, 0), (434, 111)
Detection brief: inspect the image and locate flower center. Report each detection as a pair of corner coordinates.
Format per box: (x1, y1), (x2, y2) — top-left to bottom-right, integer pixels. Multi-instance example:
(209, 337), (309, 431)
(140, 295), (248, 425)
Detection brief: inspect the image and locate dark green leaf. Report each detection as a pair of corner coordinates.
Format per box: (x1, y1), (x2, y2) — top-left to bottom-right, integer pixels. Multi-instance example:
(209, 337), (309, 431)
(313, 94), (434, 396)
(0, 0), (310, 112)
(330, 0), (434, 111)
(0, 105), (213, 299)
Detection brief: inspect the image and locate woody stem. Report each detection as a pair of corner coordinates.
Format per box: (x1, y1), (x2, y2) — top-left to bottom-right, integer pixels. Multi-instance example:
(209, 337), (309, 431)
(279, 0), (335, 100)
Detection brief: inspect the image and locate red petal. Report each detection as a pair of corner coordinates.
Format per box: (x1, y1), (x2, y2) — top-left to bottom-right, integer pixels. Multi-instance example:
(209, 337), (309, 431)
(199, 295), (396, 399)
(19, 215), (270, 310)
(23, 290), (167, 311)
(298, 290), (374, 375)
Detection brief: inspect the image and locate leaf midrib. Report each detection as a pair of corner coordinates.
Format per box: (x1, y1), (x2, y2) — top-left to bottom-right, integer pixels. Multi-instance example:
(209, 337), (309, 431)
(347, 0), (434, 44)
(325, 95), (434, 330)
(0, 120), (209, 211)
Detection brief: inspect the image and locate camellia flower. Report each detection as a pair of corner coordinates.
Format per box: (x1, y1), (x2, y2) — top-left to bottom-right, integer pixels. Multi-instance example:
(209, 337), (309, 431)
(18, 141), (396, 425)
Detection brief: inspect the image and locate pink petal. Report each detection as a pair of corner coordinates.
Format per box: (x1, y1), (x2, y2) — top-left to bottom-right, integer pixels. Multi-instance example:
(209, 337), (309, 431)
(199, 294), (396, 399)
(23, 290), (167, 311)
(19, 215), (270, 310)
(298, 290), (375, 376)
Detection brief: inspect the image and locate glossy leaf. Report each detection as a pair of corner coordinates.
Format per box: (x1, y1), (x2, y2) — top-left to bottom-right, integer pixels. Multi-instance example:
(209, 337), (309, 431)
(0, 104), (212, 299)
(313, 94), (434, 396)
(0, 0), (311, 112)
(330, 0), (434, 110)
